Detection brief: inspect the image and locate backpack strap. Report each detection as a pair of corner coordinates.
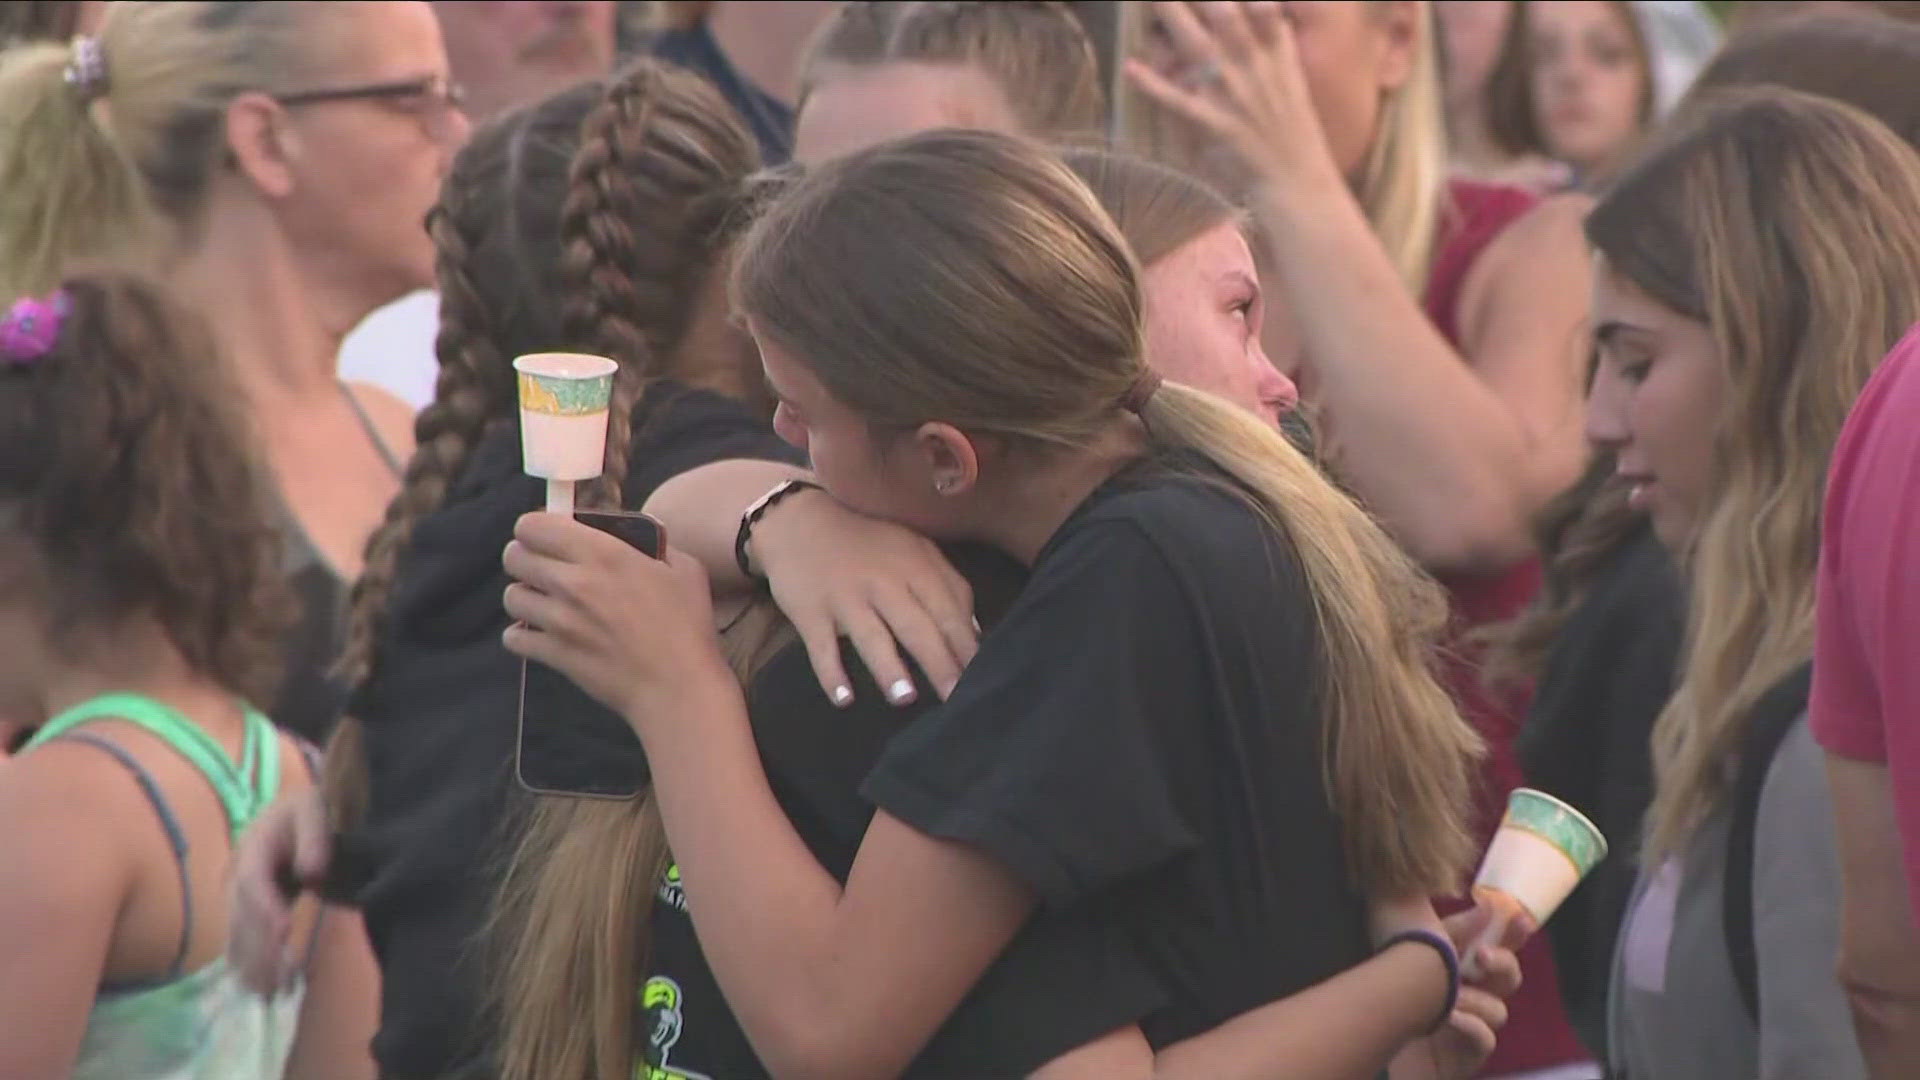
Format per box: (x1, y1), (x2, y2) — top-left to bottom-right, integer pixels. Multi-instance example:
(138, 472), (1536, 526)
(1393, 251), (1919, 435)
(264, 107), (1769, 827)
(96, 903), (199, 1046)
(1723, 660), (1815, 1022)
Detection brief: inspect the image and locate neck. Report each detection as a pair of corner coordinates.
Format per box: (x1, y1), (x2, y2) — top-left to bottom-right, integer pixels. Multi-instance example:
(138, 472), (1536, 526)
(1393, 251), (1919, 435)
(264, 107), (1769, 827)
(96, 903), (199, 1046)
(707, 1), (837, 106)
(28, 618), (220, 729)
(1446, 100), (1500, 170)
(970, 420), (1147, 566)
(168, 200), (367, 404)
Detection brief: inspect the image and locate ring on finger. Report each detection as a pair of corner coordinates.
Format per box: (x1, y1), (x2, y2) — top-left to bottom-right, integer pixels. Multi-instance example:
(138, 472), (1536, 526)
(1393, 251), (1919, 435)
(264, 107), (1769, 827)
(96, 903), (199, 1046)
(1180, 59), (1223, 90)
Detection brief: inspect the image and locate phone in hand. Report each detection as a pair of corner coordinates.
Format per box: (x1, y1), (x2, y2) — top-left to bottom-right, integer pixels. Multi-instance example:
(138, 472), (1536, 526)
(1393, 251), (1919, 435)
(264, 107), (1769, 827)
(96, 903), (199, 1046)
(514, 509), (665, 800)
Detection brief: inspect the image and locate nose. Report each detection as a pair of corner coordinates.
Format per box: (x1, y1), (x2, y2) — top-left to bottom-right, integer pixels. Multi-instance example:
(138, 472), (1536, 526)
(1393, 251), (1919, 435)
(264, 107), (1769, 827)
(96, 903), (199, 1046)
(1584, 356), (1631, 451)
(1255, 355), (1299, 416)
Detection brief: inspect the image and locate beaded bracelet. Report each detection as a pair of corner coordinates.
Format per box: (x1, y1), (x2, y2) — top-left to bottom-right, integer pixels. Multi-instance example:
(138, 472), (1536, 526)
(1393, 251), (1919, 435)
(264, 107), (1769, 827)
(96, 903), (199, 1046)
(1379, 928), (1461, 1034)
(734, 477), (823, 580)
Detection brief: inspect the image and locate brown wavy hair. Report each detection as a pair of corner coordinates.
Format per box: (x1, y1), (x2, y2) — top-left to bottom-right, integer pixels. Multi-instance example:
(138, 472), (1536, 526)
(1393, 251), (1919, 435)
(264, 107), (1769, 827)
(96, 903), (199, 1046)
(327, 59), (760, 1080)
(736, 129), (1481, 897)
(1483, 0), (1656, 166)
(0, 276), (292, 707)
(801, 1), (1105, 143)
(1586, 89), (1920, 860)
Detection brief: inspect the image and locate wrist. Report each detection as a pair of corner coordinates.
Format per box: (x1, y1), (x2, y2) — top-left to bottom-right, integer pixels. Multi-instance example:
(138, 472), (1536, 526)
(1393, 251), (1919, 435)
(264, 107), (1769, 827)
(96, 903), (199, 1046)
(735, 477), (825, 581)
(621, 648), (740, 738)
(1379, 928), (1460, 1034)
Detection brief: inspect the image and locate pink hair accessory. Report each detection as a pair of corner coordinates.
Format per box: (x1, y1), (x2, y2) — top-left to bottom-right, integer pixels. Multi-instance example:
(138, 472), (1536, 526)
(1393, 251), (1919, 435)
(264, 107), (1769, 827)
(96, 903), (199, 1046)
(1, 292), (71, 365)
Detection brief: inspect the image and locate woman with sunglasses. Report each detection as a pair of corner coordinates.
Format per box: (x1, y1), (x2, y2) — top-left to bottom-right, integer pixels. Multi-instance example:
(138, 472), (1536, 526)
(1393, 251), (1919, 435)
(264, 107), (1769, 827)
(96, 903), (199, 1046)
(0, 0), (470, 744)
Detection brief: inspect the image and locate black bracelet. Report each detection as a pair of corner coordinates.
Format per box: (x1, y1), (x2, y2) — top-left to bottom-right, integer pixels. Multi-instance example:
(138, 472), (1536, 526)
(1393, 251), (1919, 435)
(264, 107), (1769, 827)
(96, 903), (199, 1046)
(733, 478), (823, 580)
(1379, 928), (1461, 1034)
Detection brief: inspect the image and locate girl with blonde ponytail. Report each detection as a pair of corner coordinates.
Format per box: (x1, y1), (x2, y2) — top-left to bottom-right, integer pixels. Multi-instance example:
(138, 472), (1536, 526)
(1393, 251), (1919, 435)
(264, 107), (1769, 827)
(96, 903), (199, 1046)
(505, 129), (1501, 1080)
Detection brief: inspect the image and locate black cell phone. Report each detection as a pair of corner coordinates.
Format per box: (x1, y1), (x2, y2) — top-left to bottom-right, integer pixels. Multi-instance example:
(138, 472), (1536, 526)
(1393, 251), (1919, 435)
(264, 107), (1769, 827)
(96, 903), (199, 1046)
(514, 510), (665, 800)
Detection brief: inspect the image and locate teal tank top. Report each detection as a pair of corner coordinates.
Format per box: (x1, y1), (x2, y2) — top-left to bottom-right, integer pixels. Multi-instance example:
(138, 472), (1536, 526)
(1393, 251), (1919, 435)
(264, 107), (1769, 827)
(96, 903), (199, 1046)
(23, 693), (306, 1080)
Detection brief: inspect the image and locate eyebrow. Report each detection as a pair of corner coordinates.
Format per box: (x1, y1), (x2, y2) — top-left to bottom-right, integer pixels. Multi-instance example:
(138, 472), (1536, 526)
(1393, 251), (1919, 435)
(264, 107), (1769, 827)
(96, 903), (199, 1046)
(1593, 320), (1649, 348)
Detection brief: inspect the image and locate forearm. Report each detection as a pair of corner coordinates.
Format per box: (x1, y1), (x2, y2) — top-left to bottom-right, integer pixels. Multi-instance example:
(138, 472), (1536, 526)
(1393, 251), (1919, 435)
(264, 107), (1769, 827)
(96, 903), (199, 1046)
(1257, 183), (1542, 569)
(1840, 971), (1920, 1079)
(640, 458), (811, 593)
(283, 906), (379, 1080)
(1151, 943), (1445, 1080)
(629, 669), (908, 1077)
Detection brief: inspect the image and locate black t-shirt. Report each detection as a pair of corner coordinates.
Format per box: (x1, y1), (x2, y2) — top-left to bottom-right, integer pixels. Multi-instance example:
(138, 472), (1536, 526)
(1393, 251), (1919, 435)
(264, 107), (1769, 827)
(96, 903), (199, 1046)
(345, 383), (805, 1079)
(862, 461), (1373, 1047)
(646, 22), (793, 164)
(643, 545), (1164, 1079)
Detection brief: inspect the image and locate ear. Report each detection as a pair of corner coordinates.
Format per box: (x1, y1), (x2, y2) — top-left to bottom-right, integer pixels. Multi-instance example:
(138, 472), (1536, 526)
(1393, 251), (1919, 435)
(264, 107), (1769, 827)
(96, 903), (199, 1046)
(1372, 0), (1422, 94)
(911, 421), (981, 498)
(224, 91), (301, 199)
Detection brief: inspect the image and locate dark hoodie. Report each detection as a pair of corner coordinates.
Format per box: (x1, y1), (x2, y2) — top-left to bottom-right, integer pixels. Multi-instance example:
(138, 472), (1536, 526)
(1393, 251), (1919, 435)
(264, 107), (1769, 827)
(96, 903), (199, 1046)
(343, 382), (804, 1079)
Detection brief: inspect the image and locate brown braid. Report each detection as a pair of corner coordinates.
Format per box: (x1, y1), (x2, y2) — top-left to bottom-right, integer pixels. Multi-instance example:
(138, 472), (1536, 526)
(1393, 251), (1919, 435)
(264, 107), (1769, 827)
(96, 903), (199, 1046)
(491, 60), (766, 1080)
(558, 59), (762, 510)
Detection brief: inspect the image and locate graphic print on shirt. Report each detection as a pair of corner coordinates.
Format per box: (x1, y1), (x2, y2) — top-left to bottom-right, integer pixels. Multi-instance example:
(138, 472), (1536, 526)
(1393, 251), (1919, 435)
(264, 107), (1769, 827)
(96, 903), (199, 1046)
(639, 975), (712, 1080)
(658, 862), (687, 913)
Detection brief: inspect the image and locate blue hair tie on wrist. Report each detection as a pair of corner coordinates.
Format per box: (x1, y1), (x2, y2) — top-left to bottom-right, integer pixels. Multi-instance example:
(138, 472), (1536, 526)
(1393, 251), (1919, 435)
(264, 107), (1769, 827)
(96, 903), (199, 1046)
(1379, 927), (1461, 1034)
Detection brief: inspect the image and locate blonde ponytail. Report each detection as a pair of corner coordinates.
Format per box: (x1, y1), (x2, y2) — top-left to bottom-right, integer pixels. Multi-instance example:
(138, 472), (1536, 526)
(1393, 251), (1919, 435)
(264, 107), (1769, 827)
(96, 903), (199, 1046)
(0, 41), (151, 296)
(1141, 383), (1480, 894)
(0, 2), (339, 297)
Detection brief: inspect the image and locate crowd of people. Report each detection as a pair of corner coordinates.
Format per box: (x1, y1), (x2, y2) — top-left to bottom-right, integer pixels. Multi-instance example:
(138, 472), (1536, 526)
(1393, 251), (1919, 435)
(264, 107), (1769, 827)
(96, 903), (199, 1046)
(0, 2), (1916, 1079)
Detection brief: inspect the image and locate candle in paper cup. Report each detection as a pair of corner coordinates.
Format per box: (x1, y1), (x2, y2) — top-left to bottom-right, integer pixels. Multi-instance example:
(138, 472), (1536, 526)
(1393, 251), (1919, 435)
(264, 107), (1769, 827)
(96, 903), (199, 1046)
(513, 352), (617, 483)
(1472, 787), (1608, 935)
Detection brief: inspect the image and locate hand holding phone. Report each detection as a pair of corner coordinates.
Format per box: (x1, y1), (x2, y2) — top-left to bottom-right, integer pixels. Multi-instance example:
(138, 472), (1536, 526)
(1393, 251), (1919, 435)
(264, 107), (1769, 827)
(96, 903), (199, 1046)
(515, 510), (665, 799)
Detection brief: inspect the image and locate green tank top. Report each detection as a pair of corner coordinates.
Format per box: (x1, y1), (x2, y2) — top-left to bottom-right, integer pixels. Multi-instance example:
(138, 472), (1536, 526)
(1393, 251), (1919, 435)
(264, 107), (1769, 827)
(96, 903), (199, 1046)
(23, 692), (305, 1080)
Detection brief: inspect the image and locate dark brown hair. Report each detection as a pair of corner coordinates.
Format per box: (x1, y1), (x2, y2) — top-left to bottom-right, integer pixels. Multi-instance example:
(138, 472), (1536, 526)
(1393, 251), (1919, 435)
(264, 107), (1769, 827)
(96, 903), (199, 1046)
(1484, 0), (1655, 163)
(801, 1), (1104, 143)
(1689, 7), (1920, 153)
(0, 276), (292, 707)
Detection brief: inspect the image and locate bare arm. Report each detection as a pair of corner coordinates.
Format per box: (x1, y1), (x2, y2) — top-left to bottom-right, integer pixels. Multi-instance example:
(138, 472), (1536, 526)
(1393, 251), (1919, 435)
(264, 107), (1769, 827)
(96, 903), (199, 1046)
(1032, 944), (1445, 1080)
(645, 459), (977, 701)
(1826, 755), (1920, 1078)
(0, 745), (140, 1077)
(282, 905), (380, 1080)
(630, 665), (1035, 1079)
(1130, 1), (1591, 571)
(1259, 189), (1591, 570)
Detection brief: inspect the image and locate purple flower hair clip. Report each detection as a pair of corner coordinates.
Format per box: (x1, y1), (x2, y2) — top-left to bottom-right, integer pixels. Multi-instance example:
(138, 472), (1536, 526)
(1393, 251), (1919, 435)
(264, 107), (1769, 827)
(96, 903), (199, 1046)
(1, 292), (72, 366)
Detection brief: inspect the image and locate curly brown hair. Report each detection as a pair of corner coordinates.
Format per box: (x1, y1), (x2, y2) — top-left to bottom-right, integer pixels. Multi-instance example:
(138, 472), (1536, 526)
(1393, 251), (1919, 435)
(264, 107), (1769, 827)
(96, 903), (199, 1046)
(0, 276), (293, 708)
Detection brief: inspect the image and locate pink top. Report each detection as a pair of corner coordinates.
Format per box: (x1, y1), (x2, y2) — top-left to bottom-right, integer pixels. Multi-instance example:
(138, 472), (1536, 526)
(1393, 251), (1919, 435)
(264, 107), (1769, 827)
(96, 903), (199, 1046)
(1812, 322), (1920, 922)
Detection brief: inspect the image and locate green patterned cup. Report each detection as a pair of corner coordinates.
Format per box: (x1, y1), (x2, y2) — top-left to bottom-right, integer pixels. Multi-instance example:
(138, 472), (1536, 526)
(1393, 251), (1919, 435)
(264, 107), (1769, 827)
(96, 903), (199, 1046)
(1473, 788), (1609, 931)
(513, 352), (616, 485)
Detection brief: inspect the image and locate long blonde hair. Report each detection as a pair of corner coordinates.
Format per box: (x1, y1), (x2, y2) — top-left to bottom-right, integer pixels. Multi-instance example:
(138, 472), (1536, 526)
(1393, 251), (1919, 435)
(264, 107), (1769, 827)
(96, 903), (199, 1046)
(1586, 89), (1920, 860)
(735, 129), (1481, 897)
(0, 0), (349, 297)
(1118, 0), (1446, 293)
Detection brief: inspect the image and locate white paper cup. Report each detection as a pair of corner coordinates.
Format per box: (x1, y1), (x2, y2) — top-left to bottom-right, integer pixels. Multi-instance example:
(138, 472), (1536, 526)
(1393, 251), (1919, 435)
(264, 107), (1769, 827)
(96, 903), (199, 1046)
(513, 352), (617, 483)
(1473, 788), (1609, 934)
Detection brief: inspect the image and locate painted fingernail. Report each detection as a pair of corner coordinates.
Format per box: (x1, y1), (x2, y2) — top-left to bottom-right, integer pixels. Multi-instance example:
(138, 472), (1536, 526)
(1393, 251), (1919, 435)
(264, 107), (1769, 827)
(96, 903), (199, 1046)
(970, 616), (982, 633)
(887, 679), (916, 703)
(831, 685), (853, 706)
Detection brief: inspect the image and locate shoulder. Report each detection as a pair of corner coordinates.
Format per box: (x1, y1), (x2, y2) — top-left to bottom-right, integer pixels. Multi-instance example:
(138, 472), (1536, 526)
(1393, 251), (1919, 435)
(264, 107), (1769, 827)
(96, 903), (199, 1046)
(344, 381), (420, 462)
(0, 737), (148, 903)
(1470, 191), (1593, 286)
